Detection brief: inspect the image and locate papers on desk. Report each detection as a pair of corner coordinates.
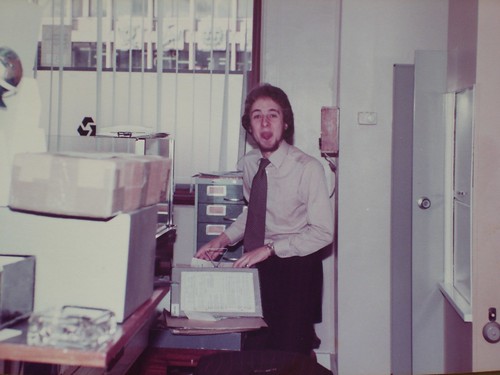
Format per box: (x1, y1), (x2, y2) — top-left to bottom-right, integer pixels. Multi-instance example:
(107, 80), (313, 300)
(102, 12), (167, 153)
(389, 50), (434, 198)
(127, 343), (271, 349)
(190, 257), (234, 268)
(164, 313), (267, 335)
(0, 328), (22, 342)
(166, 264), (266, 334)
(170, 266), (262, 318)
(181, 270), (257, 316)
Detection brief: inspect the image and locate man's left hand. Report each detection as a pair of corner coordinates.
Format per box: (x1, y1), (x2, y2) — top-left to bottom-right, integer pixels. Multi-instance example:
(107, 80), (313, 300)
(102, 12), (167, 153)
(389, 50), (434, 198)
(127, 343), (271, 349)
(233, 245), (273, 268)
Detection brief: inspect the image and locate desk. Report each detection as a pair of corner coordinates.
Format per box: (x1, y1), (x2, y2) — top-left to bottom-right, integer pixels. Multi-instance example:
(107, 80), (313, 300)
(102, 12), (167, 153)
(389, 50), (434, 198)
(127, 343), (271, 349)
(0, 287), (168, 374)
(131, 347), (226, 375)
(131, 329), (242, 374)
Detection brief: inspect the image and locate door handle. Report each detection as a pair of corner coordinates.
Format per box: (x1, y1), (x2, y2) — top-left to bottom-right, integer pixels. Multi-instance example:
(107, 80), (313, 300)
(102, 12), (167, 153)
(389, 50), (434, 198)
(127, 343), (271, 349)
(483, 308), (500, 343)
(417, 197), (431, 210)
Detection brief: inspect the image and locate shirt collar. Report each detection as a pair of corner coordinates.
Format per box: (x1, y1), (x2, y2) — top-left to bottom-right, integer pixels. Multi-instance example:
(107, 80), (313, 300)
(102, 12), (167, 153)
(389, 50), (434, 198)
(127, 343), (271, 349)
(264, 141), (290, 168)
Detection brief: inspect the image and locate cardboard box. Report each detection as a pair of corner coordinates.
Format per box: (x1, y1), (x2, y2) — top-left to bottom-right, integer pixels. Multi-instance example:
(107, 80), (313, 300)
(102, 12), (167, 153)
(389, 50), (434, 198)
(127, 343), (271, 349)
(0, 255), (35, 327)
(9, 152), (171, 219)
(120, 154), (172, 206)
(144, 156), (172, 205)
(0, 206), (157, 322)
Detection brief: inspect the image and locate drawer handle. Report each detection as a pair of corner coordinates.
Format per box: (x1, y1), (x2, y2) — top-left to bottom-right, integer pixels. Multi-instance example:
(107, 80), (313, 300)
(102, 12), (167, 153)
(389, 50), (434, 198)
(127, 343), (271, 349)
(224, 197), (244, 202)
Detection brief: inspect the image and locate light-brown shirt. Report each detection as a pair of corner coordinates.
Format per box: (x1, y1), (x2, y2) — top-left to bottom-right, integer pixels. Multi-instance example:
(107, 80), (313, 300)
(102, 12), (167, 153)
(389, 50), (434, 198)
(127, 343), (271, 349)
(224, 141), (334, 257)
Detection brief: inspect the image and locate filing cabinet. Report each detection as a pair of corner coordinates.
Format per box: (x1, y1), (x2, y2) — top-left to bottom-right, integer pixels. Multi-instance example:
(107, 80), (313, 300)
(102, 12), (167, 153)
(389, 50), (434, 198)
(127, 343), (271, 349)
(194, 173), (245, 262)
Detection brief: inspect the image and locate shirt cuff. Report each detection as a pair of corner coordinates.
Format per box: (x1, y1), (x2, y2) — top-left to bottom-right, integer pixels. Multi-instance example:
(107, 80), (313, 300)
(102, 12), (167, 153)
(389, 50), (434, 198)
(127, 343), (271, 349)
(271, 239), (289, 257)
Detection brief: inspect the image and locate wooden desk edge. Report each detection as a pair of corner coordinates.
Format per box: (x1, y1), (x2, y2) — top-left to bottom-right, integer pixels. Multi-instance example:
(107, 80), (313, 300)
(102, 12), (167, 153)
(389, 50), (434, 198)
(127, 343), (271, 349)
(0, 287), (169, 369)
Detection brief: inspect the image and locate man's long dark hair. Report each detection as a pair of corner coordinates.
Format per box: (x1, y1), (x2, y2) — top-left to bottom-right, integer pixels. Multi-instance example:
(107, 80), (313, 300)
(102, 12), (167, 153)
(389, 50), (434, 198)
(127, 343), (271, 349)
(241, 83), (295, 145)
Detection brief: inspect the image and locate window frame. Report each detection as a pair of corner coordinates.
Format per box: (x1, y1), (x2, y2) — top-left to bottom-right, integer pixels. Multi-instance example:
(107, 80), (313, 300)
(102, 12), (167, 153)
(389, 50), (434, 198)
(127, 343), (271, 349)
(36, 0), (258, 74)
(440, 86), (475, 322)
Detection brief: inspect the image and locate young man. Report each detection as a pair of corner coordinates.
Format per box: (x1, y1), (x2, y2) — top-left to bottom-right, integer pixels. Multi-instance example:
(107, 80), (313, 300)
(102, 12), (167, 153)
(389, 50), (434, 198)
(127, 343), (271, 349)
(196, 83), (334, 355)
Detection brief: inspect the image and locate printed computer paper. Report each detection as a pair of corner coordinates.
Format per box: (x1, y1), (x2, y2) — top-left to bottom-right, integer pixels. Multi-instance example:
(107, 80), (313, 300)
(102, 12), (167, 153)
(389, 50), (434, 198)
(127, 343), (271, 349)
(180, 271), (256, 314)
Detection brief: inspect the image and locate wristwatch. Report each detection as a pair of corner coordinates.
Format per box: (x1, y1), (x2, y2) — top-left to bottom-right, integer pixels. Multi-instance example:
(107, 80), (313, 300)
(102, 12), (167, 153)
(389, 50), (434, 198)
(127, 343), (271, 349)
(265, 242), (275, 256)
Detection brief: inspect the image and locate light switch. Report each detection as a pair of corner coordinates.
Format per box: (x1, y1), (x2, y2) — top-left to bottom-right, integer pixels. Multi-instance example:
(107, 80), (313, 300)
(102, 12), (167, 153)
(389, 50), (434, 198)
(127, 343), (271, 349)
(358, 112), (377, 125)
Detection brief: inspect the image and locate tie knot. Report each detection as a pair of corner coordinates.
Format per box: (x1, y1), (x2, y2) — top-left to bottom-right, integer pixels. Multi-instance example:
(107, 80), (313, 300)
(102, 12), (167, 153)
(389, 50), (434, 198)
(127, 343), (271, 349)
(259, 158), (270, 171)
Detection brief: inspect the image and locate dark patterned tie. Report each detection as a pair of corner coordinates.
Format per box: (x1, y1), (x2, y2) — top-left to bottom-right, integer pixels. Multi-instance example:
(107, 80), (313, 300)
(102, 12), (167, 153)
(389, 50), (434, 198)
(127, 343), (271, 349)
(243, 158), (271, 252)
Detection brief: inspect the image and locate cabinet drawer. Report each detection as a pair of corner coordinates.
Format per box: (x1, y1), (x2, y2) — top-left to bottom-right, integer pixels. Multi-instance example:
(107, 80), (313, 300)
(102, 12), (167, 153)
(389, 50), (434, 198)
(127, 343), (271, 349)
(195, 175), (244, 261)
(197, 203), (245, 223)
(197, 183), (244, 204)
(197, 223), (228, 240)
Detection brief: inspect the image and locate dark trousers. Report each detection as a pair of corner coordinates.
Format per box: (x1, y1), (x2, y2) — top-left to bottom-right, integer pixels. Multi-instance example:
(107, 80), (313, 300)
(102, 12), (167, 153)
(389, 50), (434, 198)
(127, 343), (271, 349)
(243, 251), (323, 355)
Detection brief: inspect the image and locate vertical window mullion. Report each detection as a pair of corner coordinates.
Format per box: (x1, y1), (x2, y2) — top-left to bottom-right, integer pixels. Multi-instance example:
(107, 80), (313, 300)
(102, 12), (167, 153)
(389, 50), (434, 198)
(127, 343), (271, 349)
(156, 0), (164, 132)
(229, 0), (236, 71)
(105, 0), (113, 69)
(56, 0), (66, 140)
(207, 0), (215, 165)
(96, 0), (103, 133)
(112, 0), (117, 127)
(147, 0), (154, 69)
(140, 0), (146, 127)
(218, 0), (231, 169)
(188, 0), (195, 70)
(127, 0), (133, 123)
(173, 0), (180, 137)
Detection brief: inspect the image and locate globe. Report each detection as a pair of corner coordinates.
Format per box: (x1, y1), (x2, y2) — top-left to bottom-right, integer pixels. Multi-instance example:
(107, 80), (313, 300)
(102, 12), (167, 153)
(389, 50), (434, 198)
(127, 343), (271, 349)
(0, 46), (23, 109)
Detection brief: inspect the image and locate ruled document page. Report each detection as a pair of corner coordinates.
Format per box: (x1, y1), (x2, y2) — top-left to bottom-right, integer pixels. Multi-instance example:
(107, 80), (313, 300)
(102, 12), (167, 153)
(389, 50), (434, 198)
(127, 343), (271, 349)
(180, 271), (256, 314)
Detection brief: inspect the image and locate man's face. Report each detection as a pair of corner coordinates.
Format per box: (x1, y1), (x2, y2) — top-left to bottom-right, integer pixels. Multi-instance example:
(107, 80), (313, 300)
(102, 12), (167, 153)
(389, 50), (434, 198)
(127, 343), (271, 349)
(249, 97), (287, 154)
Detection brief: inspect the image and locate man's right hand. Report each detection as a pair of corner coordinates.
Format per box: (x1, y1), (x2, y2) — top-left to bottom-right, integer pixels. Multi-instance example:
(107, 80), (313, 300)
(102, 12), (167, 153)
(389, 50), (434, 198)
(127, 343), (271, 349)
(195, 233), (231, 260)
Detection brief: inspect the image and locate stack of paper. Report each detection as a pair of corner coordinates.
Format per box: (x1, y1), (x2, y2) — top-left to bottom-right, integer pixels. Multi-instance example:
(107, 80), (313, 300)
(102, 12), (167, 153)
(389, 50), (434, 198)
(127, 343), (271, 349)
(165, 314), (266, 335)
(166, 265), (266, 334)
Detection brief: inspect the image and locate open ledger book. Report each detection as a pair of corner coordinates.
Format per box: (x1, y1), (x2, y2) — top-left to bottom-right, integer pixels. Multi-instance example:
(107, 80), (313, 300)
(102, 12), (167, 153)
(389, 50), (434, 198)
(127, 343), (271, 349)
(166, 260), (266, 334)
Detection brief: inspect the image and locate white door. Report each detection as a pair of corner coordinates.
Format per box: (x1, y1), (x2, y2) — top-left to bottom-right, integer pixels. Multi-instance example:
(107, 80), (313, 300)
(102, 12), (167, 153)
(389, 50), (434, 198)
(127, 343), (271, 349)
(411, 50), (447, 374)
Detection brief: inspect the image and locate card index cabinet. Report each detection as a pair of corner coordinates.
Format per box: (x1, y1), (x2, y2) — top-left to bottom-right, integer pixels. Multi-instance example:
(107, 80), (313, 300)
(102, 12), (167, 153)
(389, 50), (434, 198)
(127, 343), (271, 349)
(194, 173), (245, 262)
